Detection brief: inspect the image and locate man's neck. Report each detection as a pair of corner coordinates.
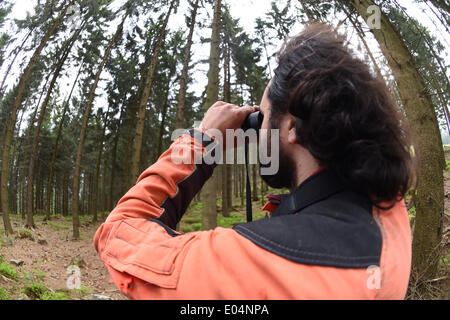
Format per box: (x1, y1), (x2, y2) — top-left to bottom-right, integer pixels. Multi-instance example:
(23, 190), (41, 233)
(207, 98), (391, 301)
(292, 156), (321, 192)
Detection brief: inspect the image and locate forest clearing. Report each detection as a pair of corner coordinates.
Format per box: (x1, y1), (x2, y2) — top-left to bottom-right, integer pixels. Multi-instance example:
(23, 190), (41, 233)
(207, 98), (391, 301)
(0, 0), (449, 301)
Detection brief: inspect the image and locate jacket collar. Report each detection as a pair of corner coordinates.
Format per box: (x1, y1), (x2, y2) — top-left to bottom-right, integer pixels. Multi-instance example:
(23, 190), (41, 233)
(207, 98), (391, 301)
(270, 169), (346, 217)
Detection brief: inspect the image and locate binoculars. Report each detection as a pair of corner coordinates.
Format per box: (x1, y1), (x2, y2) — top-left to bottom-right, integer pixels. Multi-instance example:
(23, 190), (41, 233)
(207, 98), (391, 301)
(242, 111), (263, 131)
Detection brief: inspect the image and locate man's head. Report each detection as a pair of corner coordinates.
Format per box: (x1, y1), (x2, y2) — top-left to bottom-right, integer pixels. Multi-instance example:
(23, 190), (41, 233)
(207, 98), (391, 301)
(259, 23), (415, 208)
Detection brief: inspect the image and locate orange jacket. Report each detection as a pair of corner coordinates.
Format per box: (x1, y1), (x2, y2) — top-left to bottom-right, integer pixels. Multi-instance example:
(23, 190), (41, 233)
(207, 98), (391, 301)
(94, 130), (412, 299)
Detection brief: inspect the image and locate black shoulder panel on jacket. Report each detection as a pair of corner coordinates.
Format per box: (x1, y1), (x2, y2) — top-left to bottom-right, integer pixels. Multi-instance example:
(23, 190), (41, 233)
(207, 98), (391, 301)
(233, 170), (382, 268)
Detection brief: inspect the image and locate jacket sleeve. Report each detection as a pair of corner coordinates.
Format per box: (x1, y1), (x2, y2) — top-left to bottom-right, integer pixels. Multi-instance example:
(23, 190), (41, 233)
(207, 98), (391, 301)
(93, 130), (221, 296)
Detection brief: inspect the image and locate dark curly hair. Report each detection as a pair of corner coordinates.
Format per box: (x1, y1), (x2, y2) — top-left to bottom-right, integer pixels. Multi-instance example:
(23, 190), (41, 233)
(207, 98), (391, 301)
(268, 23), (416, 209)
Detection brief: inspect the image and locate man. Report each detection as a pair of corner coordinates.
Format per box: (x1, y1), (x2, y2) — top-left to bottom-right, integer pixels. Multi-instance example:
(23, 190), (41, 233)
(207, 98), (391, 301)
(94, 23), (414, 299)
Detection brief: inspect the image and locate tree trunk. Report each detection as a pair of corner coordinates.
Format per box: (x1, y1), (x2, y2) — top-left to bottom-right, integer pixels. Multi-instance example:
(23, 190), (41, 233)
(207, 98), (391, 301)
(157, 50), (178, 159)
(176, 0), (199, 129)
(0, 28), (34, 96)
(109, 104), (125, 211)
(92, 106), (110, 223)
(201, 0), (222, 230)
(101, 151), (108, 220)
(299, 0), (314, 22)
(63, 172), (68, 217)
(129, 0), (176, 185)
(222, 44), (231, 217)
(351, 0), (445, 285)
(341, 5), (384, 80)
(0, 0), (74, 235)
(26, 27), (79, 228)
(46, 63), (82, 220)
(72, 13), (127, 240)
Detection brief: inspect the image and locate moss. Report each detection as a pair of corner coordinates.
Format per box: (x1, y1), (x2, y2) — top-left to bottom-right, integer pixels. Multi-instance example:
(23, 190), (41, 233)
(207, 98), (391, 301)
(17, 229), (34, 241)
(191, 223), (202, 231)
(0, 286), (9, 300)
(23, 282), (48, 299)
(48, 221), (69, 230)
(21, 270), (34, 283)
(71, 285), (93, 296)
(32, 269), (46, 280)
(440, 251), (450, 266)
(41, 291), (69, 300)
(180, 225), (193, 233)
(182, 217), (201, 224)
(445, 160), (450, 172)
(0, 262), (18, 280)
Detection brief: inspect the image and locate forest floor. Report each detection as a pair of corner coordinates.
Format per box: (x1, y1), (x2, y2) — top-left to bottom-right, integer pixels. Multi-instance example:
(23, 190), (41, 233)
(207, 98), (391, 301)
(0, 168), (449, 300)
(0, 198), (268, 300)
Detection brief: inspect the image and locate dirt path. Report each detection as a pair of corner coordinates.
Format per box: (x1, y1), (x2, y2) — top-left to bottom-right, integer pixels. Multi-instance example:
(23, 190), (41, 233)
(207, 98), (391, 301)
(0, 215), (127, 300)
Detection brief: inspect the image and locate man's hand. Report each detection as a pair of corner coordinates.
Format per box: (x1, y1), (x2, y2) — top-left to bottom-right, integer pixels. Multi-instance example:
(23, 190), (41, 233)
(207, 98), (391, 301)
(198, 101), (258, 146)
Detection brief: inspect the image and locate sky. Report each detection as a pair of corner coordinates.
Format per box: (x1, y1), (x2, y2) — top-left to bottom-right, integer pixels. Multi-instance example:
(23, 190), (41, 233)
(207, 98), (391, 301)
(4, 0), (450, 138)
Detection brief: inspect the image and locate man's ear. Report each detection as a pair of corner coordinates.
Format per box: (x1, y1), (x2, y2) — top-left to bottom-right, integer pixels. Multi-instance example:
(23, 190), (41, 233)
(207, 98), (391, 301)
(287, 117), (299, 144)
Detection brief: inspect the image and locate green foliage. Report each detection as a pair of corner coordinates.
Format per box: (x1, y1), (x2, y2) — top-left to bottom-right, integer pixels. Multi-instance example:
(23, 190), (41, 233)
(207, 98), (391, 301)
(408, 205), (416, 222)
(0, 262), (18, 280)
(71, 285), (93, 295)
(0, 286), (9, 300)
(32, 269), (46, 280)
(445, 160), (450, 172)
(23, 282), (48, 299)
(41, 291), (69, 300)
(48, 221), (70, 230)
(180, 225), (193, 233)
(17, 229), (34, 241)
(182, 217), (201, 224)
(21, 270), (33, 283)
(440, 251), (450, 266)
(23, 281), (68, 300)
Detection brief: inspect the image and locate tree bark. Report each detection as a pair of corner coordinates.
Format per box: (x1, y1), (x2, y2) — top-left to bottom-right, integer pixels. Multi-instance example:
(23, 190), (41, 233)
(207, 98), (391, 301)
(222, 43), (231, 217)
(351, 0), (445, 284)
(26, 27), (80, 228)
(202, 0), (222, 230)
(45, 62), (82, 220)
(0, 28), (34, 96)
(92, 105), (110, 223)
(0, 0), (74, 234)
(101, 150), (108, 220)
(157, 46), (178, 159)
(129, 0), (177, 185)
(341, 5), (384, 80)
(72, 13), (127, 239)
(109, 104), (125, 211)
(176, 0), (199, 129)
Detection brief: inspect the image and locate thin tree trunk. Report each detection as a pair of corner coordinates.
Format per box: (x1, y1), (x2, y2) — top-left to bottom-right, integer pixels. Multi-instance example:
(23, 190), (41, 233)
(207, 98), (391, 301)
(45, 62), (82, 220)
(157, 53), (177, 159)
(176, 0), (199, 129)
(92, 105), (110, 223)
(72, 13), (128, 239)
(109, 104), (125, 211)
(101, 151), (108, 220)
(341, 5), (384, 80)
(351, 0), (445, 286)
(1, 0), (74, 235)
(202, 0), (222, 230)
(26, 27), (79, 228)
(0, 28), (34, 95)
(63, 172), (68, 216)
(299, 0), (314, 22)
(129, 0), (176, 185)
(222, 44), (231, 217)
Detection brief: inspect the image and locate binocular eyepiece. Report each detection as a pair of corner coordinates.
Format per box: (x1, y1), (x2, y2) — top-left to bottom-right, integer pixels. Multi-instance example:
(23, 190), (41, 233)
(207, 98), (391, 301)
(241, 111), (263, 131)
